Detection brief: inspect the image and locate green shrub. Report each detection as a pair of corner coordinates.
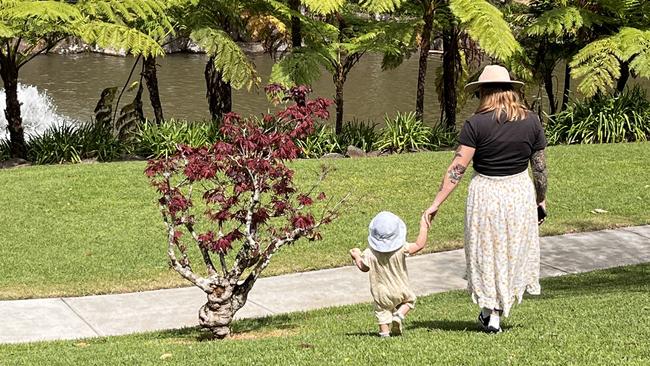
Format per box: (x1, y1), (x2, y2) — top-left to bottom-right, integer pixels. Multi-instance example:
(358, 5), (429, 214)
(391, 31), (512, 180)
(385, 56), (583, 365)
(429, 123), (459, 150)
(546, 86), (650, 145)
(0, 139), (10, 161)
(375, 112), (432, 153)
(135, 119), (221, 159)
(338, 118), (379, 152)
(296, 124), (342, 158)
(27, 124), (84, 164)
(25, 121), (126, 164)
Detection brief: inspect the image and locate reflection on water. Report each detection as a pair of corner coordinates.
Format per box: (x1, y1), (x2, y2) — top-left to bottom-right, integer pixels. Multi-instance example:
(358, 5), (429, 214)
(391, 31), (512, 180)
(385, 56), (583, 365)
(12, 52), (650, 128)
(16, 53), (477, 126)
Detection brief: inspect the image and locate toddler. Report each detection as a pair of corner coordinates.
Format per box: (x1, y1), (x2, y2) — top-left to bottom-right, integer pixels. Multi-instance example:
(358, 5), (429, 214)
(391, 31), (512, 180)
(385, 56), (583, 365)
(350, 211), (429, 337)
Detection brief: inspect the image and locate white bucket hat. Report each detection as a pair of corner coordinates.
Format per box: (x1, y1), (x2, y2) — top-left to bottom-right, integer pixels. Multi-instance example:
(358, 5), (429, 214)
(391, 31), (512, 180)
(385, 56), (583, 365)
(367, 211), (407, 253)
(464, 65), (524, 95)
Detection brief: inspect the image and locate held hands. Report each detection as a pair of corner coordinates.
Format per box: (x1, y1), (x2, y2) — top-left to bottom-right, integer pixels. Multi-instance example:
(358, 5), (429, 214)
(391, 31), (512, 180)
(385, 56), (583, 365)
(422, 203), (439, 226)
(349, 248), (362, 259)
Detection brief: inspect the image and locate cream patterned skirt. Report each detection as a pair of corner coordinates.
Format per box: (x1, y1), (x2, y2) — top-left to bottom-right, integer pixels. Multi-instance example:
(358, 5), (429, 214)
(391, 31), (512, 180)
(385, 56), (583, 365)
(465, 170), (541, 317)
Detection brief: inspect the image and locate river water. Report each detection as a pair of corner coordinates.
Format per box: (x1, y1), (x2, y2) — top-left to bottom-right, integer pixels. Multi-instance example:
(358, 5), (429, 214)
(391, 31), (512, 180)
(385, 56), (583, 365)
(3, 52), (650, 138)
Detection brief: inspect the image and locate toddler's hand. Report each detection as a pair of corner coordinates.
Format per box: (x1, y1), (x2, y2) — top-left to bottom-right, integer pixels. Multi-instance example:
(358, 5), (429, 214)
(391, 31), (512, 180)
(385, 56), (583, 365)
(349, 248), (361, 258)
(420, 214), (430, 230)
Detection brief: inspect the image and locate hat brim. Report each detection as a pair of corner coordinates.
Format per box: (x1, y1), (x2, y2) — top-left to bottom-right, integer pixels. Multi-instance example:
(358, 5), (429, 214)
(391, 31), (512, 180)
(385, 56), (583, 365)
(367, 219), (406, 253)
(464, 80), (525, 95)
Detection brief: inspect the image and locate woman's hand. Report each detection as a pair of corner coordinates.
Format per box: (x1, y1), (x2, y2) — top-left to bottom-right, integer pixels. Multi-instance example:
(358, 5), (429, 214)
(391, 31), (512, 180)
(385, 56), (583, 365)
(349, 248), (362, 259)
(422, 203), (439, 226)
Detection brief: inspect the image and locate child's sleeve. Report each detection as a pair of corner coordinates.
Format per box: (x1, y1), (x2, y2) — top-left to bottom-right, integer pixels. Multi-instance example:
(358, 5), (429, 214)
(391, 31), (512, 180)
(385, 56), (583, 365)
(402, 243), (414, 256)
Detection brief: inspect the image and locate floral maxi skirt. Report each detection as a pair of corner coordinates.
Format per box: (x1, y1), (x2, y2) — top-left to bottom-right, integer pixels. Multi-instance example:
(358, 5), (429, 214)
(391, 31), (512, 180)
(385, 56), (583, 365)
(464, 170), (541, 317)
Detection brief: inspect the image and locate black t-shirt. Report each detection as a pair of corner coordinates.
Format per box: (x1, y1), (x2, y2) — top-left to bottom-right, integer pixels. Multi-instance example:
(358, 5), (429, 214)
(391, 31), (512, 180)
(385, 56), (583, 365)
(458, 111), (547, 176)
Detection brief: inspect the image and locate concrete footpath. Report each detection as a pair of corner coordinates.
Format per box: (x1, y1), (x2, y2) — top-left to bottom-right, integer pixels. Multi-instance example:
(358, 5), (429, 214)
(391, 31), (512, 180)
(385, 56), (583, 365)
(2, 226), (649, 344)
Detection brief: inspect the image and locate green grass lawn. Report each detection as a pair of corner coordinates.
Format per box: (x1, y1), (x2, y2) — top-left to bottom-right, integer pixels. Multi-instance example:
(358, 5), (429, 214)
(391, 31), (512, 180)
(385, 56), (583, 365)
(0, 143), (648, 299)
(2, 264), (649, 365)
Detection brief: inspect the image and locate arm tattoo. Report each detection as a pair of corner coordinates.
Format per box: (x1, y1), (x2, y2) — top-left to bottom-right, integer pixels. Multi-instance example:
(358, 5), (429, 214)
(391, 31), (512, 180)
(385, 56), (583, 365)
(448, 164), (467, 184)
(531, 150), (548, 203)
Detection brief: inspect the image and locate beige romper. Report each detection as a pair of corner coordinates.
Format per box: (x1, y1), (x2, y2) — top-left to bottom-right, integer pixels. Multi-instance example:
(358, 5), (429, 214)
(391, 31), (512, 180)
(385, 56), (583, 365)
(362, 244), (417, 324)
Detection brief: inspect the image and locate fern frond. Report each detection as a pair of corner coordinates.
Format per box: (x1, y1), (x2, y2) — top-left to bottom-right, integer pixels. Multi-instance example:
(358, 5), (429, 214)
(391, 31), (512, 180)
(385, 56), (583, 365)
(0, 1), (83, 23)
(450, 0), (521, 61)
(0, 22), (18, 39)
(570, 36), (623, 96)
(301, 0), (345, 15)
(618, 27), (650, 79)
(525, 7), (594, 37)
(191, 27), (260, 90)
(360, 0), (407, 13)
(77, 21), (165, 57)
(270, 47), (325, 86)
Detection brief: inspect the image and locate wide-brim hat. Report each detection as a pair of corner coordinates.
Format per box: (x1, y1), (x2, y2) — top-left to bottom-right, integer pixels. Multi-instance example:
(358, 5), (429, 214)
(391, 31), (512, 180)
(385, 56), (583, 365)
(464, 65), (524, 95)
(367, 211), (407, 253)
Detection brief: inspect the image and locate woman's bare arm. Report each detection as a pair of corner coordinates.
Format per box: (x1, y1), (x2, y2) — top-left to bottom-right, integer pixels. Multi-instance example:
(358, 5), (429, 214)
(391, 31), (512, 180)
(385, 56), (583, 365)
(530, 149), (548, 205)
(424, 145), (476, 224)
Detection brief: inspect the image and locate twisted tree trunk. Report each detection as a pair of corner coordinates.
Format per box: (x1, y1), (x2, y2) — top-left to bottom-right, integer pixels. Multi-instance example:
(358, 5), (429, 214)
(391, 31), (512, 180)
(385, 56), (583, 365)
(205, 56), (232, 123)
(441, 23), (459, 130)
(0, 57), (27, 159)
(199, 284), (236, 339)
(415, 0), (435, 122)
(142, 56), (164, 124)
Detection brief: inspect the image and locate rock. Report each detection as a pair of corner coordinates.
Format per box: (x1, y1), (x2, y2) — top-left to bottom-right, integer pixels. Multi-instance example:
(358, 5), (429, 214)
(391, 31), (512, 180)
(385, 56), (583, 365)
(81, 158), (98, 164)
(0, 158), (30, 169)
(321, 153), (345, 159)
(366, 151), (381, 158)
(346, 146), (366, 158)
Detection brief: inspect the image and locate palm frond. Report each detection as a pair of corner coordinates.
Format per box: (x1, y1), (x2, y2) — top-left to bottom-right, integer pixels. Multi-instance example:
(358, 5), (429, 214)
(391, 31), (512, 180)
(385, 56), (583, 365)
(190, 27), (260, 90)
(450, 0), (521, 61)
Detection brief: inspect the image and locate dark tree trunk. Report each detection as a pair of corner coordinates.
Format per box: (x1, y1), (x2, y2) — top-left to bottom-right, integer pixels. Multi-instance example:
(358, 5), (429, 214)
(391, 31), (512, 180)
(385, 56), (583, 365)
(415, 1), (435, 122)
(0, 57), (27, 159)
(543, 68), (557, 115)
(289, 0), (302, 48)
(616, 60), (630, 94)
(142, 56), (164, 124)
(561, 63), (571, 111)
(441, 23), (459, 130)
(334, 68), (345, 135)
(205, 56), (232, 123)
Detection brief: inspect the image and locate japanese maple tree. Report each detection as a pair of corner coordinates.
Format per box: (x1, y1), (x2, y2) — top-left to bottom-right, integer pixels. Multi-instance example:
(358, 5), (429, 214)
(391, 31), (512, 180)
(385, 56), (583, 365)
(145, 86), (344, 339)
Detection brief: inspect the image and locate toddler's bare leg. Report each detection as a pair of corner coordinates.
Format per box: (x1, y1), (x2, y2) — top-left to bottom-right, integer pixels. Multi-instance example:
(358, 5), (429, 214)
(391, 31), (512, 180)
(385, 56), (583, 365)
(396, 303), (412, 317)
(379, 323), (390, 334)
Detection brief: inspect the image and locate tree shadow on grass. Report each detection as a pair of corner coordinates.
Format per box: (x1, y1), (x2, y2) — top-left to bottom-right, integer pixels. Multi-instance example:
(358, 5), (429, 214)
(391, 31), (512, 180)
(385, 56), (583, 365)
(535, 264), (649, 299)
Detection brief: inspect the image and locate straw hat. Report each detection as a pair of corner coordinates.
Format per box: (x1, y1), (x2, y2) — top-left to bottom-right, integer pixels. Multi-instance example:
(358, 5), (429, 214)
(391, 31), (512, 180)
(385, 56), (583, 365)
(367, 211), (407, 253)
(464, 65), (524, 94)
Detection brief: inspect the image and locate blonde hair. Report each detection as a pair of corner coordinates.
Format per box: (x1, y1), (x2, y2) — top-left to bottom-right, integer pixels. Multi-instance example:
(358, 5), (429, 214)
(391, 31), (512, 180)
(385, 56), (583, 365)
(476, 84), (528, 122)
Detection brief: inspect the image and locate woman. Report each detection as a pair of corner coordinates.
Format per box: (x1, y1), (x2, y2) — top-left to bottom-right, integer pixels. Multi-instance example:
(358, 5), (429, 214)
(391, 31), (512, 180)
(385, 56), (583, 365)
(423, 65), (548, 333)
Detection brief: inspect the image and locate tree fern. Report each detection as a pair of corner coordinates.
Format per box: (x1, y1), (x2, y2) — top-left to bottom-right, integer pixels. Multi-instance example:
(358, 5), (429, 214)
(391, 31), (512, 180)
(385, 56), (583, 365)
(301, 0), (345, 15)
(191, 27), (260, 90)
(360, 0), (407, 13)
(571, 27), (650, 96)
(525, 6), (603, 38)
(270, 47), (325, 86)
(77, 21), (165, 57)
(450, 0), (521, 61)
